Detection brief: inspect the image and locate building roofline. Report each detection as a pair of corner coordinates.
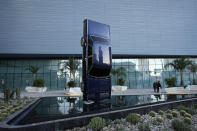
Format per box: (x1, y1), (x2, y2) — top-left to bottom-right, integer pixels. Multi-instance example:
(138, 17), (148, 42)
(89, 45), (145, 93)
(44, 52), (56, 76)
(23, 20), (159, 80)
(0, 53), (197, 59)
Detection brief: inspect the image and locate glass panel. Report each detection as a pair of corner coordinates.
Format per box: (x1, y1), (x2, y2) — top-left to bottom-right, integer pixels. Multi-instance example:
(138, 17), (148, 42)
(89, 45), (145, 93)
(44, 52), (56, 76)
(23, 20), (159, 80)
(1, 58), (197, 90)
(93, 42), (111, 65)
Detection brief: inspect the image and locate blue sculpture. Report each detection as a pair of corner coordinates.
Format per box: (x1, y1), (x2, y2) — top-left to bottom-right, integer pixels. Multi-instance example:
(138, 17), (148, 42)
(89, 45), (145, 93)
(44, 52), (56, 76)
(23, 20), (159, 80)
(81, 19), (112, 102)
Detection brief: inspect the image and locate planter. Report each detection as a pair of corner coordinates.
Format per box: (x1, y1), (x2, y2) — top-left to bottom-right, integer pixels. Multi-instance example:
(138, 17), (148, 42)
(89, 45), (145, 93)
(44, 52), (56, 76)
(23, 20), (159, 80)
(165, 87), (189, 94)
(187, 85), (197, 91)
(65, 87), (82, 96)
(112, 85), (128, 92)
(25, 86), (47, 93)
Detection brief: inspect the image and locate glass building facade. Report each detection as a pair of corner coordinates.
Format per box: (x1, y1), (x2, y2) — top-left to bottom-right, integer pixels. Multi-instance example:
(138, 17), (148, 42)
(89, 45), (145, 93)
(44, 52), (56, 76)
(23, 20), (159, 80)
(0, 58), (197, 90)
(1, 1), (197, 91)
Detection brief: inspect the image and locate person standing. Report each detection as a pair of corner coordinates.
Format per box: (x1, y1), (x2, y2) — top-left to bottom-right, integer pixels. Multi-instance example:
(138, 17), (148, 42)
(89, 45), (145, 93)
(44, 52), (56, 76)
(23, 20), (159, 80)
(157, 81), (162, 93)
(153, 82), (157, 93)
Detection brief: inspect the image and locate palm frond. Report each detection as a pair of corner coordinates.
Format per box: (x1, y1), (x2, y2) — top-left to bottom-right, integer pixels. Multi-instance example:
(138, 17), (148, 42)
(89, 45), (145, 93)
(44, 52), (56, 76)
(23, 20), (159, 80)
(187, 62), (197, 72)
(25, 66), (40, 74)
(63, 56), (80, 80)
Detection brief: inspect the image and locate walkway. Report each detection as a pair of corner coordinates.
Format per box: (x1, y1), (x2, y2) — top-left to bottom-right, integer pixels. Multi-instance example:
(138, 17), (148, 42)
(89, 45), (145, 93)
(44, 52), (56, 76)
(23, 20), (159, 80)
(1, 88), (197, 98)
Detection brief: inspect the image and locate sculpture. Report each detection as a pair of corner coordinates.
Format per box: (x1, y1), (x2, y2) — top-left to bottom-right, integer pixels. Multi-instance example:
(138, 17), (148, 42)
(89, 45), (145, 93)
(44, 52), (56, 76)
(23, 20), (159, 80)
(81, 19), (112, 102)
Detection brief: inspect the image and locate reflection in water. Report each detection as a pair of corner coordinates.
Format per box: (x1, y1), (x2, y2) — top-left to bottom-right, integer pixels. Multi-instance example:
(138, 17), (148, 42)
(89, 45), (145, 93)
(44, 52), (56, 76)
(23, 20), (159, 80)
(19, 95), (196, 124)
(112, 96), (127, 107)
(154, 95), (161, 101)
(66, 97), (77, 106)
(68, 107), (80, 114)
(83, 101), (111, 112)
(167, 95), (177, 101)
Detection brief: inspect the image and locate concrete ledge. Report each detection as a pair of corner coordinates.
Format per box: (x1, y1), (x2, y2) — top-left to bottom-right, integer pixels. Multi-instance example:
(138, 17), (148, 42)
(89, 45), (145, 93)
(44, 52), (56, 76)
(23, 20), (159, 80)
(65, 87), (82, 96)
(187, 85), (197, 91)
(112, 86), (128, 92)
(25, 86), (47, 93)
(165, 87), (190, 94)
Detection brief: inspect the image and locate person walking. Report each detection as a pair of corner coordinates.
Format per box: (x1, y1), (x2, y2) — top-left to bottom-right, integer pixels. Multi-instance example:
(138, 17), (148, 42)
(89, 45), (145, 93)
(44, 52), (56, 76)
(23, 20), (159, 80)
(153, 82), (157, 93)
(157, 81), (162, 93)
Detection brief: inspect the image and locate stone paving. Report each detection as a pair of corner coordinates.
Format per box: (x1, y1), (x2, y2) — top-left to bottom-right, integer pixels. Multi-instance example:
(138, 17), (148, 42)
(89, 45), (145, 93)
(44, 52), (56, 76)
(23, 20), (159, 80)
(0, 89), (197, 97)
(1, 88), (197, 98)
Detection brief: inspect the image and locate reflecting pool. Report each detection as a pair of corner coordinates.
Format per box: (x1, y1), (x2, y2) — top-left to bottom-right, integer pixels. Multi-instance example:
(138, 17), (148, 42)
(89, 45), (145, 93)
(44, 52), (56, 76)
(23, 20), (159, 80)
(16, 94), (196, 125)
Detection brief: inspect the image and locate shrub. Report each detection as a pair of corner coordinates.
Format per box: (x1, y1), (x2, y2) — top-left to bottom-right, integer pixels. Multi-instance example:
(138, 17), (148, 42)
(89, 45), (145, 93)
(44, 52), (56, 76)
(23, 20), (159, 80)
(166, 110), (171, 114)
(117, 127), (125, 131)
(0, 117), (4, 121)
(184, 117), (192, 125)
(158, 110), (164, 116)
(114, 119), (122, 124)
(177, 105), (195, 115)
(88, 117), (105, 130)
(177, 105), (186, 111)
(1, 109), (7, 113)
(184, 113), (192, 119)
(7, 108), (11, 112)
(118, 78), (125, 86)
(180, 110), (186, 116)
(0, 106), (6, 109)
(10, 109), (16, 113)
(156, 116), (164, 123)
(3, 87), (15, 101)
(138, 123), (151, 131)
(152, 119), (163, 125)
(1, 103), (8, 107)
(15, 87), (21, 99)
(172, 111), (178, 118)
(194, 104), (197, 109)
(126, 113), (141, 124)
(13, 104), (18, 107)
(19, 105), (23, 109)
(171, 119), (191, 131)
(33, 78), (45, 87)
(67, 80), (76, 88)
(172, 109), (177, 112)
(186, 108), (195, 115)
(149, 111), (156, 117)
(165, 77), (177, 87)
(166, 113), (173, 119)
(1, 112), (8, 117)
(105, 119), (112, 125)
(15, 107), (20, 110)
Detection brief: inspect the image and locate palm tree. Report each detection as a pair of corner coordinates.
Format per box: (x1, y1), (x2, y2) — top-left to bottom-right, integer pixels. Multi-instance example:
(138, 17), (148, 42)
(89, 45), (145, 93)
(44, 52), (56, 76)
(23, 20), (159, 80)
(63, 56), (80, 82)
(187, 62), (197, 85)
(111, 67), (126, 85)
(164, 57), (192, 86)
(26, 66), (40, 81)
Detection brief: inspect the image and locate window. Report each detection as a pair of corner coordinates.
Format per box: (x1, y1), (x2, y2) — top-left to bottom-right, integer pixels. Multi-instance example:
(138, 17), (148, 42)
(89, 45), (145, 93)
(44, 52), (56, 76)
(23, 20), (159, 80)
(88, 41), (111, 78)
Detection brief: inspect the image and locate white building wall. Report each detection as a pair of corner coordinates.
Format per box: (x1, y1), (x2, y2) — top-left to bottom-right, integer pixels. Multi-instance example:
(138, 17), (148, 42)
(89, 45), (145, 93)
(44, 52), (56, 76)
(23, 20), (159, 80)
(0, 0), (197, 56)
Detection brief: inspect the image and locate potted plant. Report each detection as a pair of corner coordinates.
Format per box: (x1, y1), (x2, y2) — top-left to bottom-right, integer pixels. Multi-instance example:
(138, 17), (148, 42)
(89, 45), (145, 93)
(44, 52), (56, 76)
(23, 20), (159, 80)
(165, 77), (177, 88)
(111, 67), (127, 92)
(187, 62), (197, 90)
(164, 57), (193, 93)
(25, 66), (47, 93)
(118, 78), (125, 86)
(164, 57), (192, 86)
(67, 80), (76, 88)
(62, 56), (82, 96)
(164, 77), (180, 94)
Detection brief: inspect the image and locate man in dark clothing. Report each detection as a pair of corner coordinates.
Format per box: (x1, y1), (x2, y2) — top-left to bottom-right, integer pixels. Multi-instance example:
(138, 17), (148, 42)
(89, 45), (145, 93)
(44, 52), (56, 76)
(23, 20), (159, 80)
(157, 81), (162, 93)
(153, 82), (157, 93)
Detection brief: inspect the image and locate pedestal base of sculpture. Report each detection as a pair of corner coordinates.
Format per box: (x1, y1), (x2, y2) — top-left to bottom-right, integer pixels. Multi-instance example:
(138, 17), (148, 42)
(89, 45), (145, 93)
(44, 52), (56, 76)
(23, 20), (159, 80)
(25, 86), (47, 93)
(65, 87), (82, 96)
(112, 85), (128, 92)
